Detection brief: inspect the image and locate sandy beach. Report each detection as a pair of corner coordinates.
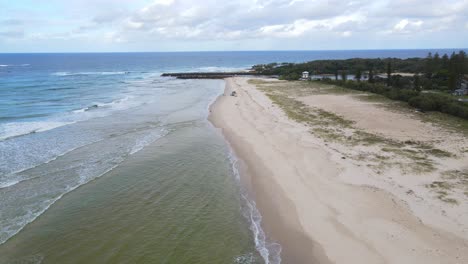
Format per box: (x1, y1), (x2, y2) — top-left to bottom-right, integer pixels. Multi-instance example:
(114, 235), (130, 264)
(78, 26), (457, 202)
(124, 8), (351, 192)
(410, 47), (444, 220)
(209, 77), (468, 264)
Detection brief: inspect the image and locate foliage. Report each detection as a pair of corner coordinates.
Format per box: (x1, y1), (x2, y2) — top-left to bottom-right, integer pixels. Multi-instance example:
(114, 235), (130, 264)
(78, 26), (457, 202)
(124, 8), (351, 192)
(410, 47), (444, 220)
(252, 51), (468, 91)
(278, 72), (301, 80)
(252, 50), (468, 119)
(408, 93), (468, 119)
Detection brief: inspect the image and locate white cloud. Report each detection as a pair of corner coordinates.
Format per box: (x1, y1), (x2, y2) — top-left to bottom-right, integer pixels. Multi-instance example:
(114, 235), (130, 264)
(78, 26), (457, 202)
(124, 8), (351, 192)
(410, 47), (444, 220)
(1, 0), (468, 51)
(153, 0), (175, 6)
(394, 19), (409, 31)
(392, 19), (423, 33)
(124, 19), (144, 30)
(342, 31), (352, 37)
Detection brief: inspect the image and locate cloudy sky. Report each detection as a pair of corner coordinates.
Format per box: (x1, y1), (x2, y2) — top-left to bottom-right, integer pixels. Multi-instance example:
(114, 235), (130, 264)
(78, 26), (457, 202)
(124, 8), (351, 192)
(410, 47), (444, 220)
(0, 0), (467, 52)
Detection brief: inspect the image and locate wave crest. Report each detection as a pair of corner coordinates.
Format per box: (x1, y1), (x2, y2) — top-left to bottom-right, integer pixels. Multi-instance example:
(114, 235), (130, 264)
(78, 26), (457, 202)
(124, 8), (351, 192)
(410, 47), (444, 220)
(52, 71), (129, 76)
(0, 64), (30, 67)
(0, 121), (76, 141)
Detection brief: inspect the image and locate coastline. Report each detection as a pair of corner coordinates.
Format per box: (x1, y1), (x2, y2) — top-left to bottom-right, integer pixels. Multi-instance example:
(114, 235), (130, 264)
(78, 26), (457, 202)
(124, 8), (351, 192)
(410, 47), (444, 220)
(209, 79), (329, 264)
(208, 77), (468, 264)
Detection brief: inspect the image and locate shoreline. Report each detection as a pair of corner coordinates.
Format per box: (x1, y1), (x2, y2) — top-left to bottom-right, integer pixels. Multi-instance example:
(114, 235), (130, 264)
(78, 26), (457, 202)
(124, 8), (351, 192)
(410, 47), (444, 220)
(209, 79), (330, 264)
(208, 77), (468, 264)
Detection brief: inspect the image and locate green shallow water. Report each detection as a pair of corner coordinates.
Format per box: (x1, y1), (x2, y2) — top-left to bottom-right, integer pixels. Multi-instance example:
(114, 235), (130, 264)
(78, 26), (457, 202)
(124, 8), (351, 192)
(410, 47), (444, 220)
(0, 121), (261, 264)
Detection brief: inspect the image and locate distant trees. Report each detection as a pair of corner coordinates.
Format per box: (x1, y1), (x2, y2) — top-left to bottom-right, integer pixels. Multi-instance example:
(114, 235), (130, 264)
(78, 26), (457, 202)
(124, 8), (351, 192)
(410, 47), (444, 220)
(425, 52), (433, 78)
(442, 54), (449, 69)
(419, 50), (467, 91)
(355, 68), (362, 82)
(333, 62), (339, 81)
(255, 57), (426, 76)
(341, 70), (347, 81)
(433, 52), (441, 72)
(368, 66), (375, 83)
(386, 61), (392, 86)
(278, 72), (301, 81)
(413, 74), (421, 91)
(253, 50), (467, 92)
(252, 50), (468, 120)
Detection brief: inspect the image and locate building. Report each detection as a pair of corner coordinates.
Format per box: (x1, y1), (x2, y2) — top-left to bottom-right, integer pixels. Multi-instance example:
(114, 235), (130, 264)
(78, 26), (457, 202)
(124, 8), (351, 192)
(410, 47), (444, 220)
(461, 80), (468, 90)
(302, 71), (309, 80)
(453, 88), (468, 96)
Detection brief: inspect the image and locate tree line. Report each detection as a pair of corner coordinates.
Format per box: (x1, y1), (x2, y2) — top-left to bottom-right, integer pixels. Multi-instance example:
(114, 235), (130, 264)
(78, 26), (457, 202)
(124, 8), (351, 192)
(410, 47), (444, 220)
(252, 51), (468, 120)
(252, 51), (468, 91)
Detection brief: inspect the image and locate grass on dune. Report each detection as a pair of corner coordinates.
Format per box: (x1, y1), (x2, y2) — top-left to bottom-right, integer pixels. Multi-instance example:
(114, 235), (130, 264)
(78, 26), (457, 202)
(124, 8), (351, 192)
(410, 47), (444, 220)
(248, 78), (461, 176)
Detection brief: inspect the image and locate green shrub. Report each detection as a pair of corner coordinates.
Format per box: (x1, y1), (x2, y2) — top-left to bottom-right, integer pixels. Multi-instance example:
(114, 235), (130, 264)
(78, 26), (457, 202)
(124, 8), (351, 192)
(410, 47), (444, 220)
(279, 72), (301, 81)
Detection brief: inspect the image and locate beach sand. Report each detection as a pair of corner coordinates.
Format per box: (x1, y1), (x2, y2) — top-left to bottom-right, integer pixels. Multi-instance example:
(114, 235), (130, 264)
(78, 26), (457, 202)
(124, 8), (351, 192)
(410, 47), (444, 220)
(209, 77), (468, 264)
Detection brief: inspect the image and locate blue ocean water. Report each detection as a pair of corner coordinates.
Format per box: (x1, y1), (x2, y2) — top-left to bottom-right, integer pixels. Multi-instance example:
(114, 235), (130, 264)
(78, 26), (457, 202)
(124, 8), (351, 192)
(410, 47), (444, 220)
(0, 50), (465, 263)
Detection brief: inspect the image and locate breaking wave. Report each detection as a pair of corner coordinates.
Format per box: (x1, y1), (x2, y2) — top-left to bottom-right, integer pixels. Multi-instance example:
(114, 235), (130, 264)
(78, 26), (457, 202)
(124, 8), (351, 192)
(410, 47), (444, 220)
(52, 71), (129, 76)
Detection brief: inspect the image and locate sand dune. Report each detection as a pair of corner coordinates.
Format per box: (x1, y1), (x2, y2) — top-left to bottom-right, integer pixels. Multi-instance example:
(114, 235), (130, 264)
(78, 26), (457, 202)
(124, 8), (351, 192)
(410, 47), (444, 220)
(209, 77), (468, 264)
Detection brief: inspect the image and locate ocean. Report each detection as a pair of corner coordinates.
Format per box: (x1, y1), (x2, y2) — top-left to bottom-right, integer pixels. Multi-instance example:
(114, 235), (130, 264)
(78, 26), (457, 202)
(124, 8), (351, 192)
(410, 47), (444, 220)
(0, 50), (464, 264)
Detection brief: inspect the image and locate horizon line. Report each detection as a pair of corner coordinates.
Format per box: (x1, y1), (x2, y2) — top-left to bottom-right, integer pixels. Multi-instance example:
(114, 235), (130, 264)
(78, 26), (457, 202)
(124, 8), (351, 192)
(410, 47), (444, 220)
(1, 48), (467, 54)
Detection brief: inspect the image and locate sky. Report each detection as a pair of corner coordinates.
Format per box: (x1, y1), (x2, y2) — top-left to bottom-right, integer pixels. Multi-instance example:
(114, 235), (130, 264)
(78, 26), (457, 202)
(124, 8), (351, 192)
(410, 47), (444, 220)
(0, 0), (467, 52)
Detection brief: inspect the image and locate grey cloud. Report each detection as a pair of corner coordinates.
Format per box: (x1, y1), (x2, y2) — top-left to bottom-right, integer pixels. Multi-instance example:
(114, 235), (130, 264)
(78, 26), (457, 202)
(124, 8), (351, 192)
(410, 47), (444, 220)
(116, 0), (370, 40)
(383, 0), (468, 18)
(2, 0), (468, 48)
(92, 10), (128, 24)
(66, 0), (468, 42)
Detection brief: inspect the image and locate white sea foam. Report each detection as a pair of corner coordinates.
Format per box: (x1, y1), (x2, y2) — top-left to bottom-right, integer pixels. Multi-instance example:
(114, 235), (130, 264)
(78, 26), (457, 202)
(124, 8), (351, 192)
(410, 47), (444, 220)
(0, 163), (121, 245)
(96, 96), (132, 108)
(130, 128), (168, 155)
(0, 180), (20, 189)
(86, 96), (143, 114)
(52, 71), (128, 76)
(234, 253), (256, 264)
(0, 95), (144, 142)
(0, 64), (30, 67)
(0, 121), (76, 141)
(72, 108), (87, 113)
(227, 146), (282, 264)
(0, 137), (105, 184)
(194, 66), (250, 72)
(71, 96), (135, 114)
(0, 123), (169, 245)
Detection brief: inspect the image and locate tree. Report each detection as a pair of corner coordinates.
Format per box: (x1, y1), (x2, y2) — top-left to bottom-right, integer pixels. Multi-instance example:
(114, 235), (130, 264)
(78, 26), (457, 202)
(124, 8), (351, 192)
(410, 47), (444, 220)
(368, 68), (374, 83)
(425, 52), (433, 78)
(355, 68), (362, 82)
(433, 52), (441, 72)
(386, 61), (392, 86)
(447, 51), (467, 91)
(333, 62), (339, 80)
(341, 70), (347, 82)
(413, 74), (421, 91)
(458, 50), (467, 75)
(279, 72), (301, 81)
(448, 52), (457, 91)
(422, 77), (433, 90)
(442, 54), (449, 70)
